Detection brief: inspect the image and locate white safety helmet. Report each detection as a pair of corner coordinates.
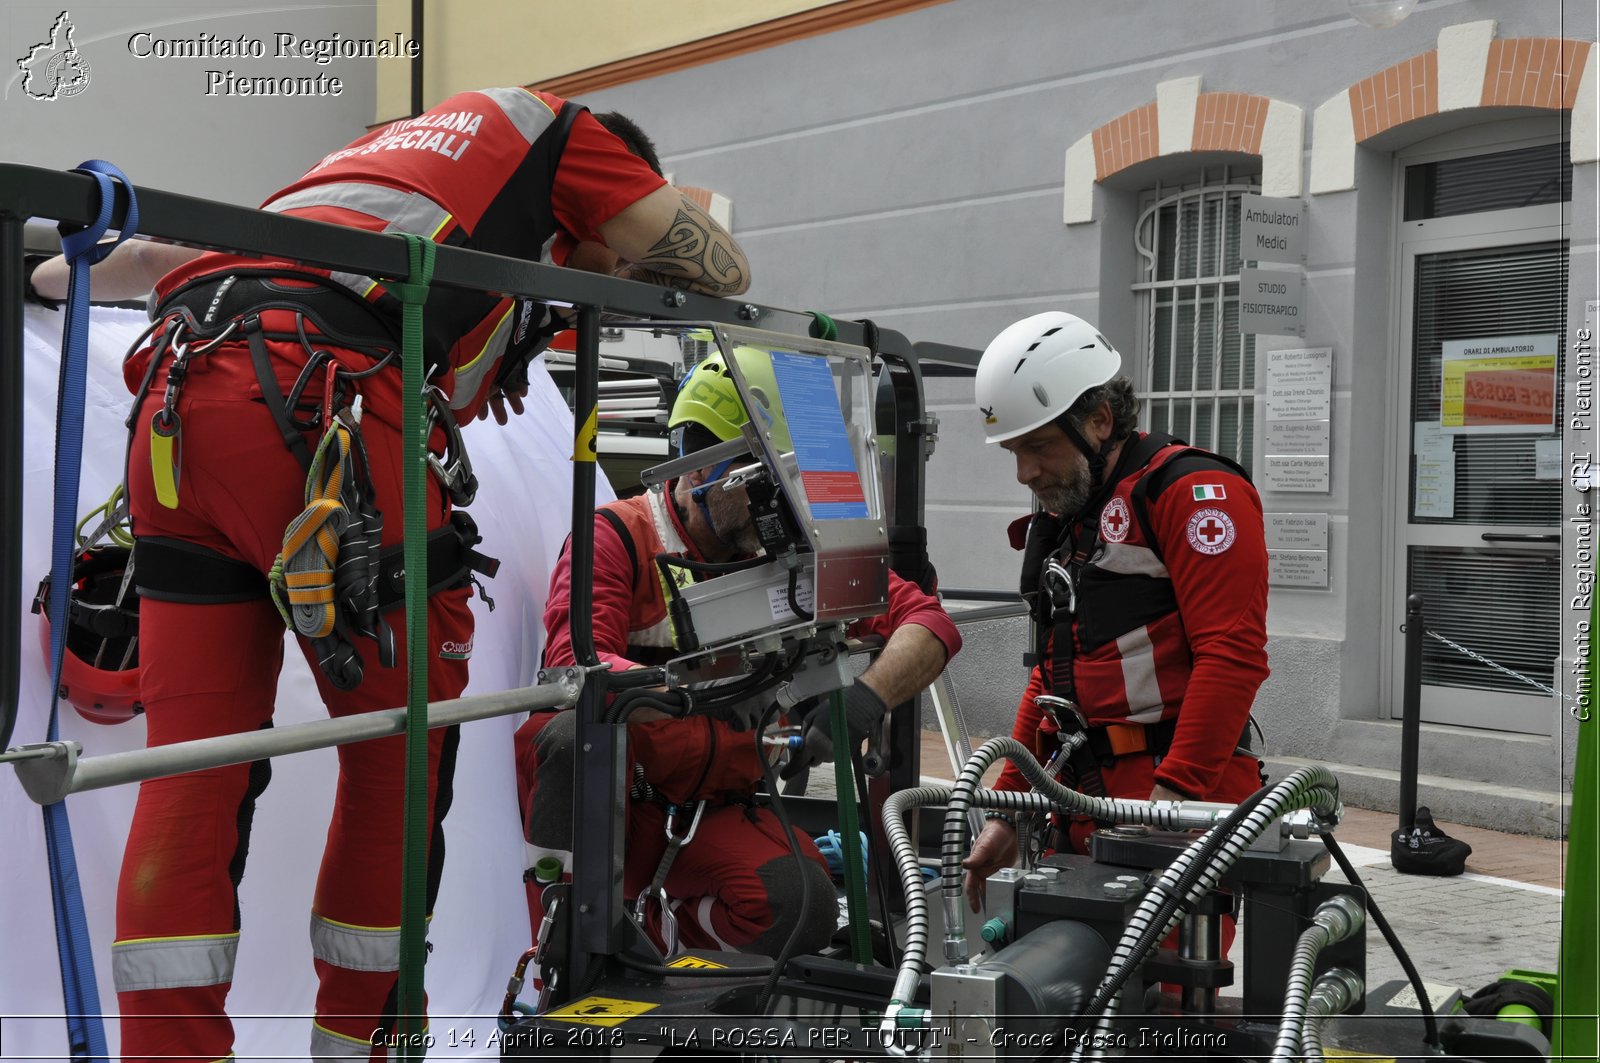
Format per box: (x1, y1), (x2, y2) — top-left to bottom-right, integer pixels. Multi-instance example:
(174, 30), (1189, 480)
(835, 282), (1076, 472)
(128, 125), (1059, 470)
(974, 312), (1122, 444)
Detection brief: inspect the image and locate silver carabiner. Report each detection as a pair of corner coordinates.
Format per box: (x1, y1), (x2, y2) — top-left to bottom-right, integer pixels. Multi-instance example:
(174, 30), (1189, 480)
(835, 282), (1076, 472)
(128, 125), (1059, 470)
(1044, 559), (1077, 614)
(422, 385), (478, 507)
(665, 799), (706, 847)
(1034, 693), (1088, 733)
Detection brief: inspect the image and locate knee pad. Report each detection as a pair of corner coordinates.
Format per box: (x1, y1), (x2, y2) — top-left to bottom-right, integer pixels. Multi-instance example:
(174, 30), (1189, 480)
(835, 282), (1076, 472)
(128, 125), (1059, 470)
(751, 854), (837, 958)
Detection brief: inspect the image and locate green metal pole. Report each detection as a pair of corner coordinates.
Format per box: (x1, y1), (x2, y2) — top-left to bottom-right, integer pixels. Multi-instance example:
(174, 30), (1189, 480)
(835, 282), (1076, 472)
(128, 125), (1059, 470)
(1555, 589), (1598, 1060)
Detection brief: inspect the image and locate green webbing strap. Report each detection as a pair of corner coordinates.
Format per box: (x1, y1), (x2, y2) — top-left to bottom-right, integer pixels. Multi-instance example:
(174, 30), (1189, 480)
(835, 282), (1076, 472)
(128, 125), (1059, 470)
(807, 311), (839, 341)
(829, 690), (872, 963)
(389, 234), (436, 1056)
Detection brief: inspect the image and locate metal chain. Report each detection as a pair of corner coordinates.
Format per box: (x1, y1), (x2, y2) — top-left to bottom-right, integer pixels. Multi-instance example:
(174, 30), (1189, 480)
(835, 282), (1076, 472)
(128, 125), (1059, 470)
(1424, 629), (1579, 704)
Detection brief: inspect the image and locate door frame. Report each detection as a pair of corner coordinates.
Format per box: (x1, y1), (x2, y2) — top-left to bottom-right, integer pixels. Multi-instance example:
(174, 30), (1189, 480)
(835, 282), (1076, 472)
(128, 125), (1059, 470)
(1381, 121), (1570, 736)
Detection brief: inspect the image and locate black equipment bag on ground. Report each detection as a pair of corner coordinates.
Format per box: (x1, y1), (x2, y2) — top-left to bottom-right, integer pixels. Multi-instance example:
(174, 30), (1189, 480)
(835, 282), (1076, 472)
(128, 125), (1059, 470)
(1390, 805), (1473, 876)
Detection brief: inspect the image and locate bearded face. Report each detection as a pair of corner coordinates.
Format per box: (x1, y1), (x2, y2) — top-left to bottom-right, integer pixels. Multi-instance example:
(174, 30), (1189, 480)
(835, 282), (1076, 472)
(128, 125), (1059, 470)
(1030, 456), (1094, 517)
(703, 479), (763, 556)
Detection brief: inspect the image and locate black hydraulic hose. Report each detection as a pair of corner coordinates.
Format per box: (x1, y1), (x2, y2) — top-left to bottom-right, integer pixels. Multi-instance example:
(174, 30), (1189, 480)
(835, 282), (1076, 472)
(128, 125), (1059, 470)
(603, 652), (784, 725)
(754, 702), (813, 1015)
(1319, 830), (1441, 1049)
(1076, 786), (1272, 1024)
(852, 745), (900, 969)
(604, 687), (686, 725)
(785, 567), (813, 621)
(605, 666), (669, 691)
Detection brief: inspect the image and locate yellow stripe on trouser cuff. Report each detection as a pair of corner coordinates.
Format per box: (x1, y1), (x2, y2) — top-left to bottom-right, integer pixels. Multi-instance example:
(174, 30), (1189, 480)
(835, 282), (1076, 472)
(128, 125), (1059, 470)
(312, 1021), (390, 1060)
(310, 913), (429, 972)
(112, 933), (239, 991)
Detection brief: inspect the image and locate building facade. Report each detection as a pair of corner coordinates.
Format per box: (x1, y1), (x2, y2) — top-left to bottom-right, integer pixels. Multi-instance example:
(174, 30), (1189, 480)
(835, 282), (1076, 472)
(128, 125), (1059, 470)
(573, 0), (1596, 834)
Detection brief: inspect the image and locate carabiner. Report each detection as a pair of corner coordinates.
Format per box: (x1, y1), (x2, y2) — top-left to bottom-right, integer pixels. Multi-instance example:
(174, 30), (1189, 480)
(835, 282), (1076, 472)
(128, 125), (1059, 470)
(423, 385), (478, 507)
(665, 799), (706, 847)
(1044, 559), (1077, 614)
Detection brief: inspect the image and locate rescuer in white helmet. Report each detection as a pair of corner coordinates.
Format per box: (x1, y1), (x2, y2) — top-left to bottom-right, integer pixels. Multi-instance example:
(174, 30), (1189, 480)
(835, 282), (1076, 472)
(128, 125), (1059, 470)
(963, 312), (1270, 933)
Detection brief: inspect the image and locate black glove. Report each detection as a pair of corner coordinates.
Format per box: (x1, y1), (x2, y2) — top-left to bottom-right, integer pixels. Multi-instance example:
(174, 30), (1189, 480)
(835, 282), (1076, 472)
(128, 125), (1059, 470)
(779, 683), (887, 780)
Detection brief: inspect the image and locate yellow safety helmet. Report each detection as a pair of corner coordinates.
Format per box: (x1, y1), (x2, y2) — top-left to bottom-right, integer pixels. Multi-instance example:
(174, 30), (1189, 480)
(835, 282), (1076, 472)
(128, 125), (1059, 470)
(669, 345), (783, 454)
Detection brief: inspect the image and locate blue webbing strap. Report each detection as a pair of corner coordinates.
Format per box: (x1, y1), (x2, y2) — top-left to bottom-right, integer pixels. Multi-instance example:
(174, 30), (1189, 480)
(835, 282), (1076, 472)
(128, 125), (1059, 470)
(45, 159), (139, 1063)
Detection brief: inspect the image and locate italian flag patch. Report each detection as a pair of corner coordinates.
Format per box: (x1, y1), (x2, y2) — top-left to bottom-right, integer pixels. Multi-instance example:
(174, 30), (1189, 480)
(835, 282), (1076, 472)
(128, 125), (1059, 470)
(1192, 484), (1227, 501)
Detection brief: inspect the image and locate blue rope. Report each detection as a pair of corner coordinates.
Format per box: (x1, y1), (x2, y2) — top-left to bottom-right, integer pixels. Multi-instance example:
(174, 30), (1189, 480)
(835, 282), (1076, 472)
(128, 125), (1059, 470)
(45, 158), (139, 1063)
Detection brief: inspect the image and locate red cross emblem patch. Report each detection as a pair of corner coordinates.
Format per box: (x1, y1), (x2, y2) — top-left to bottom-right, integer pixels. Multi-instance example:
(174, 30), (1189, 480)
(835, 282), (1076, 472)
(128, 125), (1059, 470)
(1100, 496), (1131, 543)
(1186, 507), (1236, 555)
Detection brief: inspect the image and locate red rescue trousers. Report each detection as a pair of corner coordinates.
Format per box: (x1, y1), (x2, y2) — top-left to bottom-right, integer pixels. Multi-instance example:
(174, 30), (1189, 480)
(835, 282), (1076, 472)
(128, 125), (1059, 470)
(115, 339), (471, 1062)
(515, 709), (838, 960)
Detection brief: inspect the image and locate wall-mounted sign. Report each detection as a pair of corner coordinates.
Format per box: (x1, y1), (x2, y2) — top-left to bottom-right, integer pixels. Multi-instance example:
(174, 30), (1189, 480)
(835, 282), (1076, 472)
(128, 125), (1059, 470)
(1266, 347), (1332, 420)
(1269, 549), (1329, 589)
(1266, 512), (1329, 551)
(1262, 453), (1331, 493)
(1439, 334), (1558, 434)
(1266, 418), (1330, 454)
(1240, 193), (1305, 265)
(1240, 266), (1305, 337)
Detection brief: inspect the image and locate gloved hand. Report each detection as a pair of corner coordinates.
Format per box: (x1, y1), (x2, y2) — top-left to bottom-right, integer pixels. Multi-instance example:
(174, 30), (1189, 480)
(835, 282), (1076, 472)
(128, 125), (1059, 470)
(779, 683), (887, 780)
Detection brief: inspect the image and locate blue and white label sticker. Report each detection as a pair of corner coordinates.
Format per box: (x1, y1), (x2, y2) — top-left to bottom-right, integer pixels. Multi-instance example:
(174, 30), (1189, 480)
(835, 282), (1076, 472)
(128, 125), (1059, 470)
(768, 351), (869, 520)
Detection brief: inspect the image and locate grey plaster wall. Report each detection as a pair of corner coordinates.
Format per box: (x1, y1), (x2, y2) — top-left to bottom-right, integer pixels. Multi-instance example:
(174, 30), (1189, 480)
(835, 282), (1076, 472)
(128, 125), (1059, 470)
(2, 1), (378, 207)
(573, 0), (1589, 828)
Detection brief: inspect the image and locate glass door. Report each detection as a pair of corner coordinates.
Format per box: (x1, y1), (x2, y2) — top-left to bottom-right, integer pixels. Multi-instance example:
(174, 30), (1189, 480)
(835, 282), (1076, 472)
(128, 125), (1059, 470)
(1394, 228), (1566, 733)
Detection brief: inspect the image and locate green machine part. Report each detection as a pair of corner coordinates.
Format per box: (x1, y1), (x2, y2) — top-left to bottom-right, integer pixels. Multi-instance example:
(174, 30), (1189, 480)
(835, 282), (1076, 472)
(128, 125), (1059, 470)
(1555, 592), (1598, 1060)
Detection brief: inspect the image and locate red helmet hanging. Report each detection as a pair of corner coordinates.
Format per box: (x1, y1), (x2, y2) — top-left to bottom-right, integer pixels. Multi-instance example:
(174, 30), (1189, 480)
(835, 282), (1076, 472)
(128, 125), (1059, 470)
(33, 545), (142, 725)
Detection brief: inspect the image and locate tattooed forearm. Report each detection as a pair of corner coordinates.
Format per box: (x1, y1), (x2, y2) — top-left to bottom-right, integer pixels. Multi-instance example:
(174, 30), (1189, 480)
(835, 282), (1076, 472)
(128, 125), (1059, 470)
(626, 196), (750, 297)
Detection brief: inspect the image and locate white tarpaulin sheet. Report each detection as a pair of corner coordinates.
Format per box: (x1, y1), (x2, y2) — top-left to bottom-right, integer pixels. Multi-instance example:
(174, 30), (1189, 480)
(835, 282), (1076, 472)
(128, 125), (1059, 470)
(3, 304), (613, 1058)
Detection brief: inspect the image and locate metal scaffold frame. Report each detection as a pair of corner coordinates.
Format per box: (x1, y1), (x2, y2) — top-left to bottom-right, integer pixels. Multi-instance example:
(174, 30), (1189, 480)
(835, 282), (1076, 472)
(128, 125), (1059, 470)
(0, 160), (981, 1009)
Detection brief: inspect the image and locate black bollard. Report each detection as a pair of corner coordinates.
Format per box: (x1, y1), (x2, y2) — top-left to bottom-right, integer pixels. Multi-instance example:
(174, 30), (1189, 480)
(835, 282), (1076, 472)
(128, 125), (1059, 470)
(1398, 594), (1423, 833)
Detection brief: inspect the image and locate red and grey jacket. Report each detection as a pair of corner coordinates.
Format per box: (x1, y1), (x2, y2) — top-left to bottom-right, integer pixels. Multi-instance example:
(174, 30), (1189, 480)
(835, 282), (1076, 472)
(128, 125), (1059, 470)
(141, 87), (665, 424)
(995, 433), (1269, 800)
(542, 488), (962, 804)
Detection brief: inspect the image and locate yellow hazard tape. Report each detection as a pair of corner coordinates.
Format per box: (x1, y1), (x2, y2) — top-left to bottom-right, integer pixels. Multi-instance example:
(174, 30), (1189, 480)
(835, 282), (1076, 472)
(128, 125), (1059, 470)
(574, 405), (598, 463)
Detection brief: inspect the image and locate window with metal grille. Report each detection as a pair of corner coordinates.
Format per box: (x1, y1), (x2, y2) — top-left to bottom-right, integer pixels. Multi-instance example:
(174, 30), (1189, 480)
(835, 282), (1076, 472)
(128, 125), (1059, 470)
(1134, 170), (1260, 472)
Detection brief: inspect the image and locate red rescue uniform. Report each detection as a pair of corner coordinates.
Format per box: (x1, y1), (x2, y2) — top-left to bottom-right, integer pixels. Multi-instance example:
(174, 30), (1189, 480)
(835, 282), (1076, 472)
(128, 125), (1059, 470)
(115, 88), (664, 1062)
(994, 435), (1269, 844)
(516, 487), (961, 956)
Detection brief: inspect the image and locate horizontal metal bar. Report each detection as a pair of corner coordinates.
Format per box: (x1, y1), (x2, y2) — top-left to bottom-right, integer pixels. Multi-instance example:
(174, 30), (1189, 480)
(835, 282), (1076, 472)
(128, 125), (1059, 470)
(939, 589), (1026, 603)
(8, 673), (584, 806)
(946, 602), (1031, 625)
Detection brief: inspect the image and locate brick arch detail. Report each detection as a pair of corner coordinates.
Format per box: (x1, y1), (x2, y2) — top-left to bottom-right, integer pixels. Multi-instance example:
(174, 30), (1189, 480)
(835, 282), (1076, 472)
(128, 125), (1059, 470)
(1089, 91), (1278, 181)
(1064, 78), (1303, 225)
(1311, 23), (1597, 194)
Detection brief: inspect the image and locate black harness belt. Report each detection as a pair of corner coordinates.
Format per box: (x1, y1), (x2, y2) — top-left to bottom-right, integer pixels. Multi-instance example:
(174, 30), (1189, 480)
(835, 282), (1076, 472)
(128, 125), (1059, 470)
(154, 272), (401, 352)
(135, 513), (498, 613)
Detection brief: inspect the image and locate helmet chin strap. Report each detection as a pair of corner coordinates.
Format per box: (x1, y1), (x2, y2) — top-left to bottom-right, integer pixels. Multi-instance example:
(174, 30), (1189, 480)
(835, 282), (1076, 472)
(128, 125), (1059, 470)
(1054, 412), (1116, 516)
(687, 456), (739, 552)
